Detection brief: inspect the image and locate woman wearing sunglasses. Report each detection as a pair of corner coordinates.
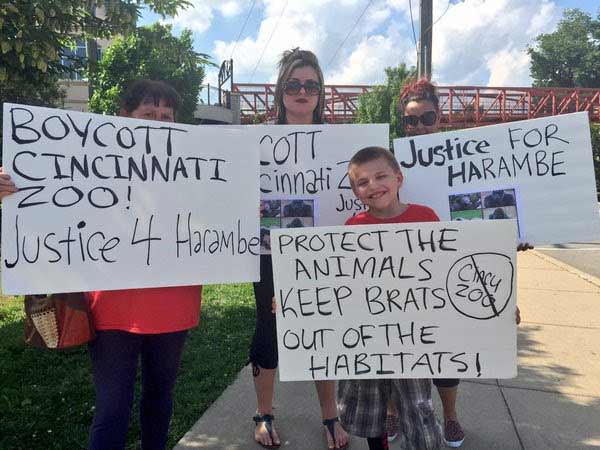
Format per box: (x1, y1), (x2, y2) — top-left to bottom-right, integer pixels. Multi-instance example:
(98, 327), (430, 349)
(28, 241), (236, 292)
(394, 77), (465, 448)
(250, 48), (349, 450)
(399, 79), (440, 136)
(393, 78), (530, 448)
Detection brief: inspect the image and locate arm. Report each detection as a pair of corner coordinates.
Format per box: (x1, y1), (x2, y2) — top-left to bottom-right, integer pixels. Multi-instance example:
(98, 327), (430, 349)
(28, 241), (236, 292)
(515, 243), (530, 322)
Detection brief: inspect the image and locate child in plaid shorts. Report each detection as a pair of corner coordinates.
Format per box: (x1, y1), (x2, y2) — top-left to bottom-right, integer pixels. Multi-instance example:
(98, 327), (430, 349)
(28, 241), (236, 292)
(338, 146), (444, 450)
(338, 379), (442, 450)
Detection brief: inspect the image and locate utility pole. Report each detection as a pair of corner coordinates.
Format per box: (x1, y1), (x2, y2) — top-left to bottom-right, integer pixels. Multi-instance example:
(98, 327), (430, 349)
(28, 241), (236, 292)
(417, 0), (433, 80)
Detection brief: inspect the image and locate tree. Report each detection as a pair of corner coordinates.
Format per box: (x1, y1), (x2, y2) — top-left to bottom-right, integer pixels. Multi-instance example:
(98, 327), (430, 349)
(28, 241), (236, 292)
(528, 9), (600, 87)
(355, 64), (415, 141)
(89, 23), (213, 124)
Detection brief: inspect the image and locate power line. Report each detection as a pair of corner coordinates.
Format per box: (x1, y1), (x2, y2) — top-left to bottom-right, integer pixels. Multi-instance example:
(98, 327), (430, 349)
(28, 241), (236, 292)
(423, 0), (451, 35)
(408, 0), (418, 49)
(324, 0), (374, 71)
(230, 0), (257, 59)
(249, 0), (289, 82)
(433, 0), (451, 26)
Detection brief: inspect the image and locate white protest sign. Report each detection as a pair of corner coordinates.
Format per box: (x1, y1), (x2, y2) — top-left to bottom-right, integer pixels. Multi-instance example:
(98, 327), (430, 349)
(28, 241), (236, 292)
(248, 124), (389, 253)
(1, 104), (260, 294)
(271, 220), (517, 381)
(393, 112), (600, 245)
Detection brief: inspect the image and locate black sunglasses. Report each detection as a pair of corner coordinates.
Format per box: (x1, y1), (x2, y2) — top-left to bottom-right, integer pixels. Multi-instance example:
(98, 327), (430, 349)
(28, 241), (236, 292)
(283, 79), (321, 96)
(403, 111), (437, 127)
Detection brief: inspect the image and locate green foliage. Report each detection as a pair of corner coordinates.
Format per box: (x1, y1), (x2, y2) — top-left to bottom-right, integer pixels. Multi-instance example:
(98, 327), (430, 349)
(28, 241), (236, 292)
(528, 9), (600, 87)
(591, 123), (600, 197)
(355, 64), (415, 142)
(89, 23), (214, 124)
(0, 284), (255, 450)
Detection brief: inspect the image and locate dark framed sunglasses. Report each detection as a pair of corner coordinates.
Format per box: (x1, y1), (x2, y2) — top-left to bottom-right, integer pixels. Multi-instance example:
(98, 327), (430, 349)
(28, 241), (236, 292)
(403, 111), (437, 127)
(283, 79), (321, 96)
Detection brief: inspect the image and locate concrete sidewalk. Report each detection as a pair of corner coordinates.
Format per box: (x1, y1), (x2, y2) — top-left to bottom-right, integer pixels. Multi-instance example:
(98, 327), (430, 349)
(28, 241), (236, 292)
(175, 251), (600, 450)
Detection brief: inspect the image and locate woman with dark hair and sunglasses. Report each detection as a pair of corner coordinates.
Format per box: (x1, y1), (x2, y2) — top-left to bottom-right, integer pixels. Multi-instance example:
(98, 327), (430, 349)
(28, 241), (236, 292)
(250, 48), (349, 450)
(393, 78), (530, 448)
(394, 77), (465, 448)
(399, 78), (440, 135)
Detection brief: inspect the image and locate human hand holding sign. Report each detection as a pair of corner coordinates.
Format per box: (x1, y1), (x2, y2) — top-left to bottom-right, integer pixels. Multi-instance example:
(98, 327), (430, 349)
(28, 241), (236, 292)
(517, 243), (534, 251)
(0, 167), (18, 201)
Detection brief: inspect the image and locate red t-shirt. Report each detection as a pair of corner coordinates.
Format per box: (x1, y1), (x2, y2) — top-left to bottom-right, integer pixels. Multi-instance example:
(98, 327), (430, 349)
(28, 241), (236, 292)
(86, 286), (202, 334)
(345, 204), (439, 226)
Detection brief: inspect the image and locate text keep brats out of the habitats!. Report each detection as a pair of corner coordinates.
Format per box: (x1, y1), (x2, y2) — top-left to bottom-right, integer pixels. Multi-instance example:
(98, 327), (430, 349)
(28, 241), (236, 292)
(393, 113), (600, 245)
(271, 220), (518, 381)
(1, 104), (260, 294)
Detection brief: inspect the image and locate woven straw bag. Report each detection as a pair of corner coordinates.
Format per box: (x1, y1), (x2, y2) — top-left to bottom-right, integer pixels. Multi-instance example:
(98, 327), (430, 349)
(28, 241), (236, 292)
(24, 293), (95, 349)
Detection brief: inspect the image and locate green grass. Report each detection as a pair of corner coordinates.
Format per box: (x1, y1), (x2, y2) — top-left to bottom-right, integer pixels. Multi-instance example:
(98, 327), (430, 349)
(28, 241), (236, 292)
(0, 284), (256, 450)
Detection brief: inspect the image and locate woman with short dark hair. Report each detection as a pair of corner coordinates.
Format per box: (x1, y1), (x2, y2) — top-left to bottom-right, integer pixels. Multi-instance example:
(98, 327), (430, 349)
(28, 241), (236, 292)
(0, 79), (201, 450)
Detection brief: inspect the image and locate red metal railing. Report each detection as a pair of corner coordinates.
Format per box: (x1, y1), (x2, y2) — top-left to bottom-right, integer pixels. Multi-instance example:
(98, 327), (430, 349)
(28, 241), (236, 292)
(232, 83), (600, 126)
(438, 86), (600, 128)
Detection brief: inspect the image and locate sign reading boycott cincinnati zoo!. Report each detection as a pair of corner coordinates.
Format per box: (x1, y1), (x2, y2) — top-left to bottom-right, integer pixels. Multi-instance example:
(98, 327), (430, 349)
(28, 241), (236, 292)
(255, 124), (388, 254)
(393, 112), (600, 245)
(271, 220), (517, 381)
(1, 104), (260, 295)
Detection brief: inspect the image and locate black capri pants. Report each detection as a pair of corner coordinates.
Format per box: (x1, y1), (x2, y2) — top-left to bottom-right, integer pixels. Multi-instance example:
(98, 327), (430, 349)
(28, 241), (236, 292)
(432, 378), (460, 389)
(249, 255), (278, 370)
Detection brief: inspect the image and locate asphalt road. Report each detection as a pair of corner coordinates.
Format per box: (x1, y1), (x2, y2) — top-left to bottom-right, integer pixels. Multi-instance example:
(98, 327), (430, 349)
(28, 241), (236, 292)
(535, 203), (600, 279)
(536, 241), (600, 279)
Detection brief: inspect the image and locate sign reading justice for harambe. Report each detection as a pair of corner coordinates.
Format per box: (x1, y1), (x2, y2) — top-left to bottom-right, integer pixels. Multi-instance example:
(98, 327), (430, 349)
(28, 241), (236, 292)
(271, 220), (518, 381)
(394, 112), (600, 245)
(1, 104), (260, 294)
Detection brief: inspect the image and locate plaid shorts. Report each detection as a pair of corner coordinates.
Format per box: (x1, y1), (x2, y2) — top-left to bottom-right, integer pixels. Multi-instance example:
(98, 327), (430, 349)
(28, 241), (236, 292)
(337, 378), (443, 449)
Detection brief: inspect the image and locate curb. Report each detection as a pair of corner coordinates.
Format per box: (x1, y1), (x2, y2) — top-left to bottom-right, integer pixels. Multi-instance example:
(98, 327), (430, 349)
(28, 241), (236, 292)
(530, 249), (600, 288)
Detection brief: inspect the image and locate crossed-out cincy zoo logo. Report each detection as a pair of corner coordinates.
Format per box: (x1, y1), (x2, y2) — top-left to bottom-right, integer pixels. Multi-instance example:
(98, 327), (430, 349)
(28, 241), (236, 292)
(445, 253), (514, 320)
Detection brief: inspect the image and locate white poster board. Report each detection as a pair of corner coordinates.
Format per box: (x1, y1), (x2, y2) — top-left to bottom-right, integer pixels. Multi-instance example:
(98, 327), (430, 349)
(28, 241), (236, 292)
(253, 124), (389, 253)
(2, 104), (260, 294)
(271, 220), (517, 381)
(393, 113), (600, 245)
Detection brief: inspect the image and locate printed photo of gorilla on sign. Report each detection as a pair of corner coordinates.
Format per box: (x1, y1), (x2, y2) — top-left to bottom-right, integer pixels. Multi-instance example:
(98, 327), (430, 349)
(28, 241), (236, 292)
(449, 188), (521, 236)
(260, 199), (316, 253)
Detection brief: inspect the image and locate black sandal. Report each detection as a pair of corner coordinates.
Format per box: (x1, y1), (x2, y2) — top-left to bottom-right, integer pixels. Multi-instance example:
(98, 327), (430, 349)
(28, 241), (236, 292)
(323, 417), (349, 450)
(253, 413), (281, 449)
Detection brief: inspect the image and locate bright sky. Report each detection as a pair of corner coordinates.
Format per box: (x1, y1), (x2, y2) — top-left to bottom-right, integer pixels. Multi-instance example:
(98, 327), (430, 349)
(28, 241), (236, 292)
(139, 0), (599, 87)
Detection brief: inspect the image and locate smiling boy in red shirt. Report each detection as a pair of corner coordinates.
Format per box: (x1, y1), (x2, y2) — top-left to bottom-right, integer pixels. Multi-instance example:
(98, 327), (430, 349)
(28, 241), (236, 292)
(337, 146), (444, 450)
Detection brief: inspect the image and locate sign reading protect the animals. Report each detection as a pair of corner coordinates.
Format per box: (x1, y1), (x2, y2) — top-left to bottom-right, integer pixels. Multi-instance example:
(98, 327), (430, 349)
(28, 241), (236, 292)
(271, 220), (517, 381)
(256, 124), (389, 253)
(1, 104), (260, 294)
(393, 113), (600, 245)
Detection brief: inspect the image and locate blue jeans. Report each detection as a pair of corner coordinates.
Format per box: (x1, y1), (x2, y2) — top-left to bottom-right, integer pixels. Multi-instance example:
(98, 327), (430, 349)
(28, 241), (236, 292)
(88, 329), (188, 450)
